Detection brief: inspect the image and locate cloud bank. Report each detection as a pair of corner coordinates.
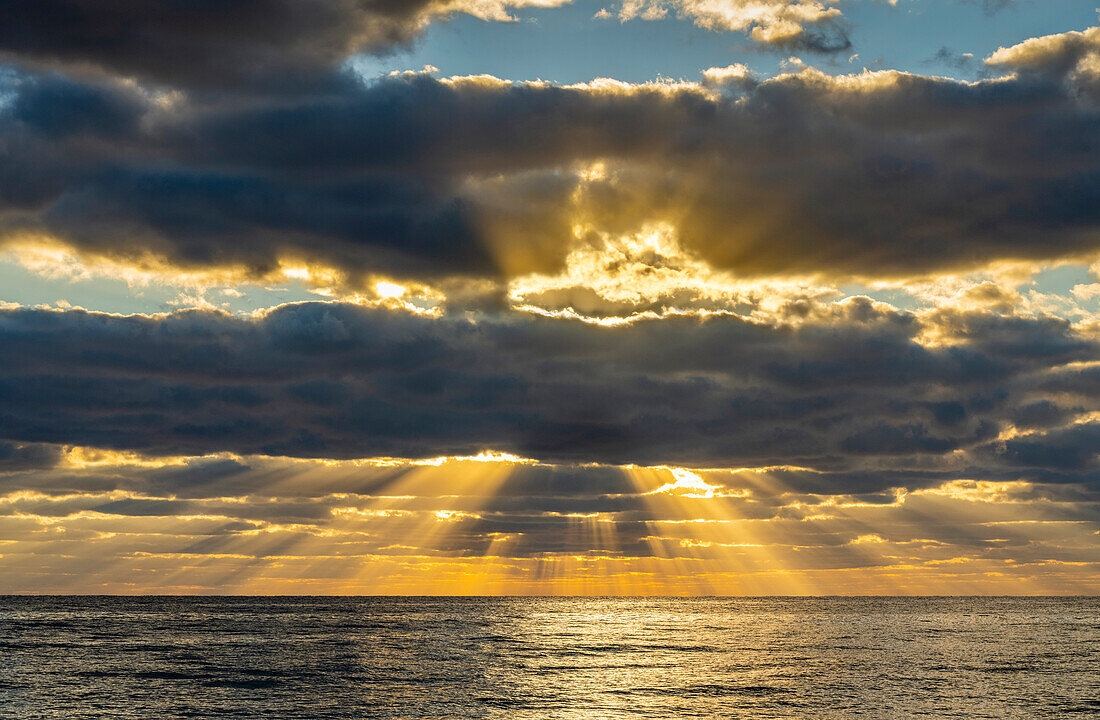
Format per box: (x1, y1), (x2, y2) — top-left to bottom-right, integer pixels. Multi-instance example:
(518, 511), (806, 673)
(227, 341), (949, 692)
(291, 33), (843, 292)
(1, 301), (1097, 491)
(0, 25), (1097, 285)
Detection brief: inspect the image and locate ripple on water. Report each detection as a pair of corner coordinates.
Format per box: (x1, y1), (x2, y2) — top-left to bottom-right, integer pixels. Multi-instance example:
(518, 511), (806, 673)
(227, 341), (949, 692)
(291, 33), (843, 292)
(0, 596), (1096, 719)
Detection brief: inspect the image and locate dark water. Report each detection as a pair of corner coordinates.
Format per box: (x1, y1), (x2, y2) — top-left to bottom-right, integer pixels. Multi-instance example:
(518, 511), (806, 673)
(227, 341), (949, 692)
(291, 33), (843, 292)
(1, 597), (1097, 719)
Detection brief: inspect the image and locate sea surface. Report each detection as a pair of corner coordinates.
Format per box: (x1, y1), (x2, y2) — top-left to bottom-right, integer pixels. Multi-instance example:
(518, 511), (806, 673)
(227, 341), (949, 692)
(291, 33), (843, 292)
(0, 596), (1097, 719)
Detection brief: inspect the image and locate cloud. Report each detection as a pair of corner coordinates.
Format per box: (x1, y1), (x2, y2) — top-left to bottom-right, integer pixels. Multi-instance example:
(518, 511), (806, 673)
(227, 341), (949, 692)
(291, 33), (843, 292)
(927, 47), (976, 73)
(0, 440), (62, 472)
(0, 300), (1096, 490)
(616, 0), (850, 53)
(2, 29), (1099, 284)
(987, 25), (1100, 100)
(0, 448), (1095, 593)
(0, 0), (571, 90)
(1, 3), (1098, 596)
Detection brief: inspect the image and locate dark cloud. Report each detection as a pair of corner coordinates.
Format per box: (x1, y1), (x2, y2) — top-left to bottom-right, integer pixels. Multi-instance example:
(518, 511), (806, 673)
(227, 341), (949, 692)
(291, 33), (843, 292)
(781, 18), (851, 54)
(41, 164), (493, 277)
(979, 423), (1100, 472)
(927, 46), (977, 73)
(0, 302), (1096, 493)
(0, 0), (491, 90)
(0, 441), (62, 472)
(1009, 400), (1076, 429)
(1, 33), (1099, 281)
(10, 72), (144, 138)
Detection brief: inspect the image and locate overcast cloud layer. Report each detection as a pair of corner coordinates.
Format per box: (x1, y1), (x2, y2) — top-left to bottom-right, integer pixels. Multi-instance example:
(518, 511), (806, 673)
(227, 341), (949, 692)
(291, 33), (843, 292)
(0, 1), (1097, 593)
(1, 300), (1098, 490)
(0, 23), (1096, 282)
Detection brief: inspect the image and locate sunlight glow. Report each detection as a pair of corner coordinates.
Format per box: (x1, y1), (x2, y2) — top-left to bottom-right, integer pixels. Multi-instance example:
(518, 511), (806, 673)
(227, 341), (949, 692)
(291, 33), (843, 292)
(0, 447), (1095, 595)
(374, 281), (407, 299)
(648, 468), (724, 498)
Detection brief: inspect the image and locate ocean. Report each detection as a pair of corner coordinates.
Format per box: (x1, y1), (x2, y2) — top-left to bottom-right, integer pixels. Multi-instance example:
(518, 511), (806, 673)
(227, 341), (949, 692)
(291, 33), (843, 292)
(1, 596), (1096, 718)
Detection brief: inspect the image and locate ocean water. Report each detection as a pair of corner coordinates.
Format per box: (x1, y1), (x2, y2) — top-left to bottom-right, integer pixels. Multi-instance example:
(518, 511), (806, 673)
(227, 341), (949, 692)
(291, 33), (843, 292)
(0, 596), (1096, 719)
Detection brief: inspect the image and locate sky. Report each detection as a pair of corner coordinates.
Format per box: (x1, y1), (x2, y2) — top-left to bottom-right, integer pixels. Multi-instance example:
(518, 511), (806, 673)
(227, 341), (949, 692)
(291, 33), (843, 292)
(0, 0), (1098, 595)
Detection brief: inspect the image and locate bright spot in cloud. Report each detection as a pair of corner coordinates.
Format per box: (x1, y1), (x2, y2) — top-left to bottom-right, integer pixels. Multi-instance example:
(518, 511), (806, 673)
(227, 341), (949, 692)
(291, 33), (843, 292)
(375, 281), (407, 299)
(649, 468), (723, 498)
